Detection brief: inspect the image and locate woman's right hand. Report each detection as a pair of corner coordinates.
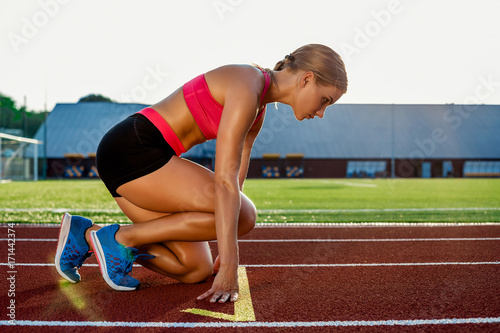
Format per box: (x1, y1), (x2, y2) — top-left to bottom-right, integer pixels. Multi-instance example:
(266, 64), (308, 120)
(197, 265), (239, 303)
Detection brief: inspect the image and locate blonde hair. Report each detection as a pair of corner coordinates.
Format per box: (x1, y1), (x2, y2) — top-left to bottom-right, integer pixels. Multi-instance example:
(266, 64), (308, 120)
(272, 44), (348, 94)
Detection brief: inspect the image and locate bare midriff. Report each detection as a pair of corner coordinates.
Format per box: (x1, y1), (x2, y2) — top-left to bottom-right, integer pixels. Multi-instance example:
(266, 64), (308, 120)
(150, 87), (207, 153)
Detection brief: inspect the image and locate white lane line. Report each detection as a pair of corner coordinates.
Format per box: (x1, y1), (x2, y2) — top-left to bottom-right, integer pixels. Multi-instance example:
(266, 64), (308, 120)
(2, 222), (500, 228)
(244, 262), (500, 268)
(260, 207), (500, 213)
(333, 180), (378, 188)
(1, 317), (500, 328)
(0, 238), (58, 241)
(253, 222), (500, 227)
(2, 262), (500, 268)
(242, 238), (500, 242)
(1, 207), (499, 213)
(2, 237), (500, 242)
(0, 208), (121, 213)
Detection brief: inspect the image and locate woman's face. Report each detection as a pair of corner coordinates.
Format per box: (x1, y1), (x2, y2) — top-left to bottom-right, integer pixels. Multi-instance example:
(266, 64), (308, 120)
(293, 72), (343, 121)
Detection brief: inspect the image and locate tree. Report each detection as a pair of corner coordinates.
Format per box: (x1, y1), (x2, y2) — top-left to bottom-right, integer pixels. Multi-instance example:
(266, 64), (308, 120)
(0, 94), (17, 111)
(0, 92), (48, 138)
(78, 94), (115, 103)
(0, 94), (21, 130)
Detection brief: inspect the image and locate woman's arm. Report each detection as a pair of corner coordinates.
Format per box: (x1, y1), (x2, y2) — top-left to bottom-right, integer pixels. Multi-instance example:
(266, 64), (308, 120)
(239, 109), (265, 189)
(197, 71), (261, 303)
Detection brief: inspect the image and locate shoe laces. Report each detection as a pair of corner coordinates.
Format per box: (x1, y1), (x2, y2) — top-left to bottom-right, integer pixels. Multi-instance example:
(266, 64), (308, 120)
(76, 250), (93, 268)
(122, 248), (155, 274)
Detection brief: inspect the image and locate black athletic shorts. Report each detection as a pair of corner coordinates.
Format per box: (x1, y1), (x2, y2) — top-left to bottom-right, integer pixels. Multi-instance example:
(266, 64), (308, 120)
(96, 113), (176, 197)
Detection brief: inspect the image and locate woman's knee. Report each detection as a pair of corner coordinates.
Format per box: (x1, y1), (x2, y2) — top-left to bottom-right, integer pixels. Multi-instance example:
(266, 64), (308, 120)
(239, 193), (257, 235)
(178, 261), (214, 284)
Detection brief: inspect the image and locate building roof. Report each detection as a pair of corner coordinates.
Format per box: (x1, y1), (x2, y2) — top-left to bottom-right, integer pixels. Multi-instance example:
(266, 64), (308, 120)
(31, 102), (500, 159)
(32, 102), (146, 158)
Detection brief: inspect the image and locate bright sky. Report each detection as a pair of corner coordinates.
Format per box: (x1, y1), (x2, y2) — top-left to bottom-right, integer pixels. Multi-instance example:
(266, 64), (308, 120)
(1, 0), (500, 112)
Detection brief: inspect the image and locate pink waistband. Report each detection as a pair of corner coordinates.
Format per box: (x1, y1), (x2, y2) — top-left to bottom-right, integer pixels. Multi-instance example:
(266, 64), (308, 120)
(137, 107), (186, 156)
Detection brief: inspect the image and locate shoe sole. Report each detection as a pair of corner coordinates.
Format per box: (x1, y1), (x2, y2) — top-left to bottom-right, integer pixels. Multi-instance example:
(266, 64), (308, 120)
(55, 212), (78, 283)
(90, 230), (137, 291)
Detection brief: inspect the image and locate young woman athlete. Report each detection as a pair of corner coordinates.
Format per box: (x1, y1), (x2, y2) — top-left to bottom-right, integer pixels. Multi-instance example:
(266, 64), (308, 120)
(55, 44), (348, 304)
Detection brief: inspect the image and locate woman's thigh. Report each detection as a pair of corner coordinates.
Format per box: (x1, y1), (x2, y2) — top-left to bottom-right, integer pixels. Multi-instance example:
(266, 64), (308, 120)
(116, 156), (215, 213)
(116, 156), (252, 215)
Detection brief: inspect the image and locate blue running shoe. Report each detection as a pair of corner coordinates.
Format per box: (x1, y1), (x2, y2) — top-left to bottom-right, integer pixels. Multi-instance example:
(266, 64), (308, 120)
(55, 212), (93, 283)
(90, 224), (153, 291)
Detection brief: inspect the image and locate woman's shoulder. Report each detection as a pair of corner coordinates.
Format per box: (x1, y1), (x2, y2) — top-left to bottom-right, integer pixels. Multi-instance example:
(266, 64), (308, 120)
(211, 63), (262, 73)
(207, 64), (265, 82)
(205, 64), (266, 95)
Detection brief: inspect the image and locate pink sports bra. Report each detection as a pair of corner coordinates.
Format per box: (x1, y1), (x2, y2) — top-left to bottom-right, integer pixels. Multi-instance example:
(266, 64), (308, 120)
(138, 68), (270, 156)
(183, 69), (271, 140)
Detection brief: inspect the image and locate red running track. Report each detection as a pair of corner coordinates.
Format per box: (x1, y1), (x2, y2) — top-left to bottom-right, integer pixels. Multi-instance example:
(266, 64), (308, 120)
(1, 223), (500, 332)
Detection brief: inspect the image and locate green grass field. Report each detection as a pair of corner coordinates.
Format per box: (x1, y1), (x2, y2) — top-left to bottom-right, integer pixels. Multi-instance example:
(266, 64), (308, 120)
(1, 178), (499, 223)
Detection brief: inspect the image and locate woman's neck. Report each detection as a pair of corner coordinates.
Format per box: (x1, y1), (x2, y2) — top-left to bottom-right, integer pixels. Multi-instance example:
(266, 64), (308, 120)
(263, 69), (299, 108)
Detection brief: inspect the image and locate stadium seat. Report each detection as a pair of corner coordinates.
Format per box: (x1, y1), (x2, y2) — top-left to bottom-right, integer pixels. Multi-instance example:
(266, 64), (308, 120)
(262, 166), (280, 178)
(64, 165), (85, 178)
(347, 160), (387, 178)
(285, 153), (304, 178)
(88, 165), (99, 178)
(262, 154), (281, 178)
(463, 161), (500, 177)
(87, 153), (99, 178)
(63, 153), (86, 178)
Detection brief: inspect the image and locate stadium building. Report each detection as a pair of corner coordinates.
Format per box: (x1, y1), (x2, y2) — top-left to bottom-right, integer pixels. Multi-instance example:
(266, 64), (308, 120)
(31, 102), (500, 179)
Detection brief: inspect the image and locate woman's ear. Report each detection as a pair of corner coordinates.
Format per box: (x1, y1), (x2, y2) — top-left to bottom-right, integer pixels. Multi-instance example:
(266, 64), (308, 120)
(301, 71), (315, 88)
